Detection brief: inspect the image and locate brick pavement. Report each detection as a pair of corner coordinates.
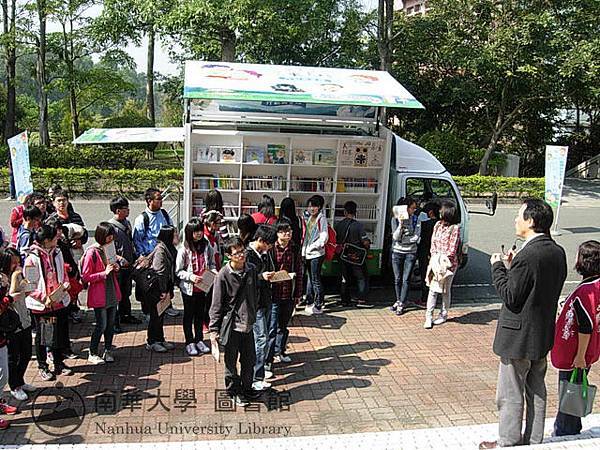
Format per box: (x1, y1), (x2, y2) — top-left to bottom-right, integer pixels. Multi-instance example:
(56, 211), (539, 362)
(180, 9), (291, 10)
(1, 300), (599, 446)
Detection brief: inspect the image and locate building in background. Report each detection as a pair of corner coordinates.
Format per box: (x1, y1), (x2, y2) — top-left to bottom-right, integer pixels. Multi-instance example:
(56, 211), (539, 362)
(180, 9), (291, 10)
(394, 0), (428, 16)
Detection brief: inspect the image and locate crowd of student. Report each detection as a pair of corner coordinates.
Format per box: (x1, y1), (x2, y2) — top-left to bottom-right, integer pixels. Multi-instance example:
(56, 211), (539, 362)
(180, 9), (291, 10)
(2, 187), (598, 442)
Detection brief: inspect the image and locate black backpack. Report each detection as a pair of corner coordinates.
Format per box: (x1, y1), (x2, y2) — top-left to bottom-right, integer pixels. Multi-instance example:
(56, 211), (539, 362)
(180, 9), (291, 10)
(132, 250), (160, 304)
(0, 303), (22, 338)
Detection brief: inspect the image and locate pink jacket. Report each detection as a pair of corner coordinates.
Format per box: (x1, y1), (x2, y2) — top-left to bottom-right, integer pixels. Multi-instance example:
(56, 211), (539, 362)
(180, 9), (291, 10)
(81, 245), (121, 308)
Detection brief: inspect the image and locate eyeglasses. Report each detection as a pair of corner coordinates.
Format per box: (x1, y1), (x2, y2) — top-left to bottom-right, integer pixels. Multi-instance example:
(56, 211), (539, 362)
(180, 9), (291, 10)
(229, 251), (245, 258)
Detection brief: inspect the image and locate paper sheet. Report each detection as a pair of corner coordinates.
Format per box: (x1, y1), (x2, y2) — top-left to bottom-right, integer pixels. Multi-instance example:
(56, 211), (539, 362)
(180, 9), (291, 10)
(393, 205), (409, 220)
(211, 338), (220, 362)
(22, 266), (40, 292)
(156, 296), (171, 316)
(270, 270), (296, 283)
(103, 241), (118, 264)
(196, 270), (217, 293)
(48, 285), (68, 306)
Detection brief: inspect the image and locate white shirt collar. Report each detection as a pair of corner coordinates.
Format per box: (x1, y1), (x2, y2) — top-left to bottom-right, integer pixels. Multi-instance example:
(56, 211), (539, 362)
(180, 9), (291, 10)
(521, 232), (544, 250)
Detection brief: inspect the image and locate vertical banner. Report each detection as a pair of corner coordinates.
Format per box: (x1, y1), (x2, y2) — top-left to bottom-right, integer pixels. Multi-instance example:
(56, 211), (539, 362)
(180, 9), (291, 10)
(544, 145), (568, 208)
(7, 131), (34, 203)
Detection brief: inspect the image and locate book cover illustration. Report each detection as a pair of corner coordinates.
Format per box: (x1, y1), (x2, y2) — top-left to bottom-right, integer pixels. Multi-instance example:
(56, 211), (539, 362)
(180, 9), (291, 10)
(292, 149), (313, 165)
(196, 145), (219, 163)
(266, 144), (287, 164)
(245, 146), (265, 164)
(339, 140), (384, 167)
(217, 146), (240, 163)
(313, 149), (336, 166)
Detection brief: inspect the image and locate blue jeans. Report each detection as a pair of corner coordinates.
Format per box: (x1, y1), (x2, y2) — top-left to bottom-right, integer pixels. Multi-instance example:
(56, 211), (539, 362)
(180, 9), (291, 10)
(267, 300), (295, 363)
(90, 306), (117, 356)
(305, 256), (325, 308)
(392, 252), (416, 306)
(554, 368), (589, 436)
(253, 304), (272, 381)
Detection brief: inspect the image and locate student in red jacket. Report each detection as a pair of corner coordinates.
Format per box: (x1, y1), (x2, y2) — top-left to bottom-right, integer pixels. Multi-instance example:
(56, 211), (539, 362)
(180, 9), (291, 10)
(551, 240), (600, 437)
(81, 223), (121, 365)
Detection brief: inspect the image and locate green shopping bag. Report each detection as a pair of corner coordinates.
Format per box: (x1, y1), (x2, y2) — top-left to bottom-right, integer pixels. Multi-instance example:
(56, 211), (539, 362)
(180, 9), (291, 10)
(558, 368), (596, 417)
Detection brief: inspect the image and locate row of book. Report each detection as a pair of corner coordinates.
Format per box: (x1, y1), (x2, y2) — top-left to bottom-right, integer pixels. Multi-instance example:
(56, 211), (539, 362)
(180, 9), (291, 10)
(242, 176), (287, 191)
(192, 176), (239, 190)
(289, 177), (335, 192)
(336, 178), (379, 193)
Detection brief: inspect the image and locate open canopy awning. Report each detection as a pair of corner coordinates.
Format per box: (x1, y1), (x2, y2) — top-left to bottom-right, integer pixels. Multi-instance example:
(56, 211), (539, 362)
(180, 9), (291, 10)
(183, 61), (424, 109)
(73, 127), (185, 144)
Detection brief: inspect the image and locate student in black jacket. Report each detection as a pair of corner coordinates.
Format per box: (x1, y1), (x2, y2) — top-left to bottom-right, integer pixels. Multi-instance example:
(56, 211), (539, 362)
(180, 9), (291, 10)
(480, 199), (567, 449)
(209, 237), (262, 406)
(245, 225), (276, 391)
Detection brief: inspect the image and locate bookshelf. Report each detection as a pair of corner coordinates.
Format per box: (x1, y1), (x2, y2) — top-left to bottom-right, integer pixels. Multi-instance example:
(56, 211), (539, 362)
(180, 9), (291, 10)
(183, 127), (391, 250)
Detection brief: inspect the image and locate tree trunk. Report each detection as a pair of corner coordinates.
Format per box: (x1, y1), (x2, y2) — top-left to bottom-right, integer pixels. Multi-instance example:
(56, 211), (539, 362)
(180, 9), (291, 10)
(479, 133), (500, 175)
(3, 0), (17, 142)
(65, 19), (79, 139)
(146, 26), (156, 126)
(37, 0), (50, 146)
(221, 28), (236, 62)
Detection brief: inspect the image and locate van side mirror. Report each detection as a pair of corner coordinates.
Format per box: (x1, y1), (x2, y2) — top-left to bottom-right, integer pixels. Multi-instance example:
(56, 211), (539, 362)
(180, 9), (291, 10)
(470, 192), (498, 216)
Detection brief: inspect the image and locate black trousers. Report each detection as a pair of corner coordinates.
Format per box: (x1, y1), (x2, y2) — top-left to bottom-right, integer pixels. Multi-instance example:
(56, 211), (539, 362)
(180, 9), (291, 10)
(182, 292), (209, 344)
(8, 327), (32, 389)
(34, 308), (68, 371)
(116, 267), (133, 319)
(147, 302), (165, 345)
(418, 250), (430, 302)
(224, 330), (256, 397)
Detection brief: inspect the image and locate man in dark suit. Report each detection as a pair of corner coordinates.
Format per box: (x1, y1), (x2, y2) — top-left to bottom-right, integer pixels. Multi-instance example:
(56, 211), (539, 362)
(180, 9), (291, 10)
(480, 199), (567, 449)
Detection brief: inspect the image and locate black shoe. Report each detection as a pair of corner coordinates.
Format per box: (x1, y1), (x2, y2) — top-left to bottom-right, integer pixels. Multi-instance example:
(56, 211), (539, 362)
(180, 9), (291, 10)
(245, 389), (263, 400)
(121, 315), (142, 325)
(64, 351), (78, 359)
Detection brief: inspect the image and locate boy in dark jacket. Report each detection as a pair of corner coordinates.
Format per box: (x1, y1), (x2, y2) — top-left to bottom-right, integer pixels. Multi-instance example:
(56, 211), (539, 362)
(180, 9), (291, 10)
(244, 225), (276, 390)
(209, 237), (264, 406)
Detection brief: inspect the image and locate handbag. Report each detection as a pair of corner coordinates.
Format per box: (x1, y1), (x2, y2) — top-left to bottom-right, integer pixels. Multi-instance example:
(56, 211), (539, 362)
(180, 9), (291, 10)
(558, 368), (596, 417)
(39, 316), (57, 347)
(218, 274), (247, 348)
(133, 250), (159, 303)
(337, 219), (368, 266)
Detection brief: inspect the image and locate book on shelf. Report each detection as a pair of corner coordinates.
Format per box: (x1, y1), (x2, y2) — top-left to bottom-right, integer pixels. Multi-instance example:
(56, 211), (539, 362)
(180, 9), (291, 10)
(243, 176), (286, 191)
(266, 144), (287, 164)
(313, 149), (336, 166)
(210, 145), (240, 163)
(336, 177), (378, 193)
(245, 146), (265, 163)
(193, 175), (238, 190)
(195, 145), (219, 163)
(292, 149), (313, 165)
(290, 177), (334, 192)
(339, 140), (384, 167)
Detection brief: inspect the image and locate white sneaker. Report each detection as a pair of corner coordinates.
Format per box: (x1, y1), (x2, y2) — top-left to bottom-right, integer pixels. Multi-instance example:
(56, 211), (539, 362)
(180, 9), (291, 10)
(161, 341), (175, 350)
(11, 388), (28, 401)
(196, 341), (210, 354)
(252, 380), (271, 391)
(424, 317), (433, 329)
(264, 370), (274, 380)
(21, 384), (37, 393)
(165, 307), (180, 317)
(311, 305), (323, 315)
(88, 354), (105, 365)
(186, 343), (198, 356)
(146, 343), (167, 353)
(103, 351), (115, 363)
(274, 354), (292, 363)
(433, 314), (447, 326)
(304, 305), (313, 314)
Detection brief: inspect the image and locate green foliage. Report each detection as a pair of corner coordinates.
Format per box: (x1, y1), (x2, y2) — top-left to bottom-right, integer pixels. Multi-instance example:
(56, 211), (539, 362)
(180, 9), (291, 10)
(417, 130), (505, 175)
(454, 175), (544, 198)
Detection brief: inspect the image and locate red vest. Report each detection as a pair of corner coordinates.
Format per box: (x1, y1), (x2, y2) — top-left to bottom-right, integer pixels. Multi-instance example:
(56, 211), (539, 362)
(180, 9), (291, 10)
(551, 276), (600, 370)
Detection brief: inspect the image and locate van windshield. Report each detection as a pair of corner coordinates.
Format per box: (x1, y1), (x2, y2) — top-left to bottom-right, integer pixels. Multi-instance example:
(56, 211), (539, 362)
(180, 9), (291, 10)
(406, 178), (461, 222)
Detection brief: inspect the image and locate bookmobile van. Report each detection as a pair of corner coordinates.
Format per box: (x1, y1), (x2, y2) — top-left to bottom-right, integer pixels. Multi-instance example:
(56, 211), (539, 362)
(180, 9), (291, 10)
(76, 62), (495, 277)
